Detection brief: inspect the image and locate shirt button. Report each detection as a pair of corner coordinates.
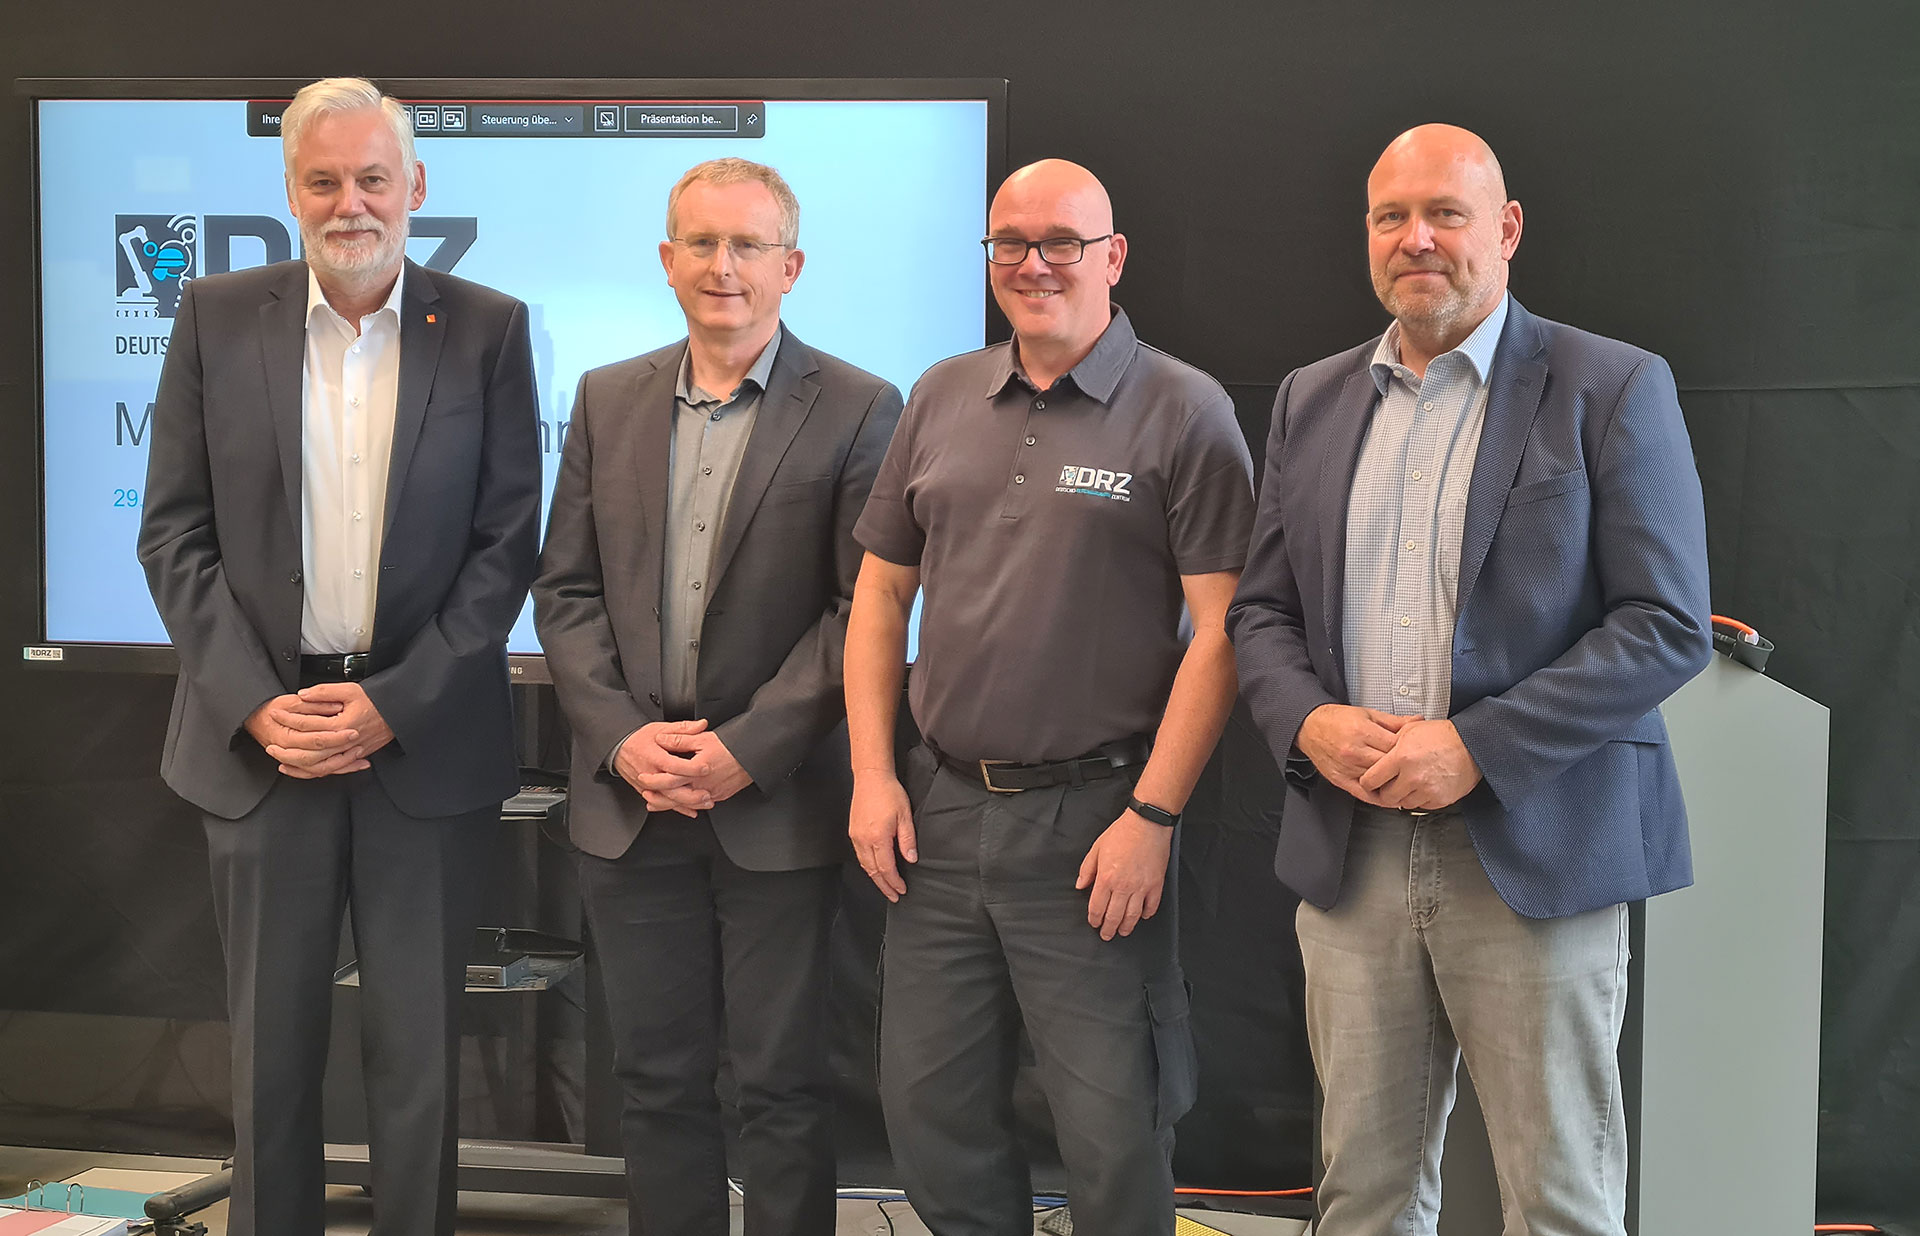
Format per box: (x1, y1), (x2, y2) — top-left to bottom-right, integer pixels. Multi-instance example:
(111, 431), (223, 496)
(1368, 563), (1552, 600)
(1014, 474), (1025, 484)
(352, 568), (363, 579)
(689, 639), (699, 650)
(694, 520), (706, 532)
(1025, 436), (1036, 446)
(1035, 400), (1046, 410)
(352, 511), (363, 521)
(349, 395), (361, 407)
(702, 466), (713, 476)
(1400, 615), (1412, 626)
(354, 626), (365, 636)
(692, 580), (703, 590)
(1405, 540), (1418, 551)
(351, 453), (362, 464)
(1423, 401), (1434, 411)
(1409, 470), (1422, 480)
(351, 344), (360, 354)
(710, 412), (722, 422)
(1398, 685), (1411, 696)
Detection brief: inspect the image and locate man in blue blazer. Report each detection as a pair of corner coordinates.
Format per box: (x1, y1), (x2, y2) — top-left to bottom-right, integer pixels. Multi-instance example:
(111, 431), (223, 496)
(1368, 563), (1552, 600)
(1227, 125), (1711, 1236)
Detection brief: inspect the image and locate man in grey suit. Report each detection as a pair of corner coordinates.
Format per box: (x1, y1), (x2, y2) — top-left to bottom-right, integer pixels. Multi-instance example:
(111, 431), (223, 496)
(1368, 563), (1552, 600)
(137, 78), (541, 1236)
(1227, 125), (1712, 1235)
(533, 157), (902, 1236)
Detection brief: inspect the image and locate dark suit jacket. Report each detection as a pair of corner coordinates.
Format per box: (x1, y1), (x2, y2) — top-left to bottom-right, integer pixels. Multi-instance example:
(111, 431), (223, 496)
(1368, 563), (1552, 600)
(1227, 299), (1714, 919)
(138, 259), (542, 820)
(533, 328), (904, 870)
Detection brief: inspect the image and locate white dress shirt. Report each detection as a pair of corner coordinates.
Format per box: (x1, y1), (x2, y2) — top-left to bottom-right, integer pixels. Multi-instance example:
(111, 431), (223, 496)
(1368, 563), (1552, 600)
(300, 266), (404, 655)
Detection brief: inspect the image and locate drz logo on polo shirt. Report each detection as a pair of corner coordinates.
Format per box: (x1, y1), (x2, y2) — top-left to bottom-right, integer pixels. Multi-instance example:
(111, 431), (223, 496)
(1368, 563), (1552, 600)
(1055, 464), (1133, 501)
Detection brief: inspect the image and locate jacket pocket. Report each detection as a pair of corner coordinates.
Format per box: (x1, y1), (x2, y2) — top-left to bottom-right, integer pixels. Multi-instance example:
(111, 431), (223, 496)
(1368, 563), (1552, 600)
(1506, 468), (1587, 506)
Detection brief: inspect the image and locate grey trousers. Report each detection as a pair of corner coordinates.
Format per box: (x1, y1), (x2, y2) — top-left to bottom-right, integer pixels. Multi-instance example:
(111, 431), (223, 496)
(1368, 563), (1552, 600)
(878, 746), (1198, 1236)
(577, 816), (840, 1236)
(1298, 806), (1630, 1236)
(202, 771), (499, 1236)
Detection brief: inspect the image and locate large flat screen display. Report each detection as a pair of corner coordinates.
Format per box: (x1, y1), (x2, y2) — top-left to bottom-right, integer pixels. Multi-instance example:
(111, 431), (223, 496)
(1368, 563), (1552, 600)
(29, 78), (1001, 672)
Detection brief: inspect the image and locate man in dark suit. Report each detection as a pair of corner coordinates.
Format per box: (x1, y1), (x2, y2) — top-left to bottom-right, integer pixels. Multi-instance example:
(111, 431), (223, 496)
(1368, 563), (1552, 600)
(137, 78), (540, 1236)
(1227, 125), (1712, 1236)
(533, 158), (902, 1236)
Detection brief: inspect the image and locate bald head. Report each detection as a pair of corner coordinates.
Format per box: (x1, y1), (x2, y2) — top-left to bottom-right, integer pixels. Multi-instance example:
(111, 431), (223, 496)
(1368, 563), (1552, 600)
(1364, 124), (1523, 371)
(992, 159), (1115, 234)
(1369, 124), (1507, 209)
(985, 158), (1128, 383)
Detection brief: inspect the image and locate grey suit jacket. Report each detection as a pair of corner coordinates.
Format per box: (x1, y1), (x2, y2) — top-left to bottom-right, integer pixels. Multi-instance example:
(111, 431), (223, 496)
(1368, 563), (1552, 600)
(138, 259), (543, 820)
(533, 328), (904, 870)
(1228, 299), (1713, 918)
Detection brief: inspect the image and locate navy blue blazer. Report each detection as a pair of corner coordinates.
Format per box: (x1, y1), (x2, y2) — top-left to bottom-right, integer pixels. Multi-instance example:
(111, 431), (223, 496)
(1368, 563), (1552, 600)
(1226, 299), (1713, 919)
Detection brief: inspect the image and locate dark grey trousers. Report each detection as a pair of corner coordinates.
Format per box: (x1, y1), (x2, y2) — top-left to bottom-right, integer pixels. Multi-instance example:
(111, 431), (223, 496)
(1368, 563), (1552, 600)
(202, 771), (499, 1236)
(577, 815), (841, 1236)
(878, 747), (1198, 1236)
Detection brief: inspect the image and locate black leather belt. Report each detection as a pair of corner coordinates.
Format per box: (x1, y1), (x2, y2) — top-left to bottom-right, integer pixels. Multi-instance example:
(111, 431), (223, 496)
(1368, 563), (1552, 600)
(299, 652), (375, 682)
(932, 735), (1152, 794)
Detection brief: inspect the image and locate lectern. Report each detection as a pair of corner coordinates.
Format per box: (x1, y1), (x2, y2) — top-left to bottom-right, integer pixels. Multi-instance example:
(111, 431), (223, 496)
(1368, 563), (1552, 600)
(1436, 655), (1828, 1234)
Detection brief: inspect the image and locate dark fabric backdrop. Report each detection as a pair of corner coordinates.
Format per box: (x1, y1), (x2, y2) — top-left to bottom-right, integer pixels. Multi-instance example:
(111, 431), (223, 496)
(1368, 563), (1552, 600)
(1, 1), (1915, 1230)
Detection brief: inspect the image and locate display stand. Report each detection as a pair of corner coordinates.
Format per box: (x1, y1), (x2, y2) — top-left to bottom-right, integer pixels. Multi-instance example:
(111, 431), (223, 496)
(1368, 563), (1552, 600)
(1435, 655), (1829, 1235)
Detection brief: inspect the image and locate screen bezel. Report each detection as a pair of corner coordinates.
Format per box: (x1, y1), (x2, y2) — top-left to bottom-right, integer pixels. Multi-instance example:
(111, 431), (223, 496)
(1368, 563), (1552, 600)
(18, 76), (1008, 681)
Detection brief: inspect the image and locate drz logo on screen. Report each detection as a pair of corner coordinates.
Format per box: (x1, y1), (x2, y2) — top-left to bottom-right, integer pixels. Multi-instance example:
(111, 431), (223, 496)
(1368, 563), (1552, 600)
(113, 213), (480, 319)
(1056, 464), (1133, 501)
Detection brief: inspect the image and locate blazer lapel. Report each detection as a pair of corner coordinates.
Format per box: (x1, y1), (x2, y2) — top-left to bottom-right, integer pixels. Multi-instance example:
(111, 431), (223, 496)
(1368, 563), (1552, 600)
(709, 329), (821, 590)
(260, 263), (311, 535)
(1319, 364), (1381, 677)
(1456, 301), (1548, 612)
(383, 261), (445, 536)
(628, 347), (681, 622)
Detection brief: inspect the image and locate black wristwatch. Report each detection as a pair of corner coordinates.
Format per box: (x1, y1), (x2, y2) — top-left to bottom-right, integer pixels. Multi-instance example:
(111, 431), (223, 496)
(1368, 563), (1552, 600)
(1127, 795), (1180, 828)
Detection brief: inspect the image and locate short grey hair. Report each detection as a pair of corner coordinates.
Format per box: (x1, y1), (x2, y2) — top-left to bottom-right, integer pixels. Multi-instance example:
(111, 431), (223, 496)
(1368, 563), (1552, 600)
(666, 158), (800, 247)
(281, 77), (417, 189)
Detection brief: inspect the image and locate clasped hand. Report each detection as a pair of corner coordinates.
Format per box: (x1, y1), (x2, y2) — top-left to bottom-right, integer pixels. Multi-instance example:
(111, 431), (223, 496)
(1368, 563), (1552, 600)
(246, 682), (393, 779)
(613, 720), (753, 815)
(1296, 704), (1481, 811)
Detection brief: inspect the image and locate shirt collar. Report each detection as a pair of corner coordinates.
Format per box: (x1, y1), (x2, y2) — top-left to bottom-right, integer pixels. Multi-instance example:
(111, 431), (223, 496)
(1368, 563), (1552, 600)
(677, 326), (784, 405)
(1368, 291), (1510, 395)
(985, 305), (1138, 403)
(306, 263), (406, 332)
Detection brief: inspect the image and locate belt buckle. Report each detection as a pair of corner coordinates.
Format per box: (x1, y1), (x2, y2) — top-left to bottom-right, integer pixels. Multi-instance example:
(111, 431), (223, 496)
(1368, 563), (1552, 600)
(342, 652), (371, 679)
(978, 760), (1022, 794)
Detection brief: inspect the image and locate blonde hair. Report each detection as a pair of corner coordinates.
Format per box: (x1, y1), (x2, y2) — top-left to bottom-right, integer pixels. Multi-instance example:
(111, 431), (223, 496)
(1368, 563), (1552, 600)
(666, 158), (800, 246)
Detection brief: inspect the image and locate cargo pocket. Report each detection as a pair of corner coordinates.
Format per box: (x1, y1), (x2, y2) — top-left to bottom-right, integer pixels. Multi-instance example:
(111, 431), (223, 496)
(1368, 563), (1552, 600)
(1147, 977), (1199, 1130)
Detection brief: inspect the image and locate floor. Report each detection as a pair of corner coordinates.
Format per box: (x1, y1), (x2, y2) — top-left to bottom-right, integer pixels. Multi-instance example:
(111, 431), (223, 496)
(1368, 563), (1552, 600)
(0, 1146), (1309, 1235)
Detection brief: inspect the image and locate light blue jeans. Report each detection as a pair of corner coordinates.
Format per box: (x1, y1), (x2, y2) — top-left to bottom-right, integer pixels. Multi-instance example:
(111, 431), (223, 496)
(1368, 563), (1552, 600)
(1297, 806), (1630, 1236)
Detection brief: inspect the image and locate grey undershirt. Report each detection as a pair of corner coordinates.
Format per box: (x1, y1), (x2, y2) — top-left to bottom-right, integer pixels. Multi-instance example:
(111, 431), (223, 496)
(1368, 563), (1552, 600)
(658, 329), (781, 717)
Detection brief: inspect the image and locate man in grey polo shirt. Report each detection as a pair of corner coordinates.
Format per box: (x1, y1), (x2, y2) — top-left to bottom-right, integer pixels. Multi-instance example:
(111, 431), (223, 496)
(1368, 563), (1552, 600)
(844, 159), (1255, 1236)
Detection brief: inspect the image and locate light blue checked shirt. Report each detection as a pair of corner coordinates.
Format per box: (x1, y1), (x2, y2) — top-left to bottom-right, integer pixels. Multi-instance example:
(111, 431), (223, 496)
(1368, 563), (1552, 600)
(1342, 294), (1510, 719)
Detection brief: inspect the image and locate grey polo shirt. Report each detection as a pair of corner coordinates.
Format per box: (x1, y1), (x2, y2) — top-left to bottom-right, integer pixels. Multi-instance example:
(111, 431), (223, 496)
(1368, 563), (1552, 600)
(660, 329), (780, 717)
(855, 308), (1255, 764)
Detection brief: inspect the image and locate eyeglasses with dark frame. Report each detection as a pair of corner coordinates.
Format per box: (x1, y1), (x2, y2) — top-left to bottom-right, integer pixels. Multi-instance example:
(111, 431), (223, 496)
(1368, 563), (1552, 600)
(670, 236), (792, 262)
(980, 234), (1115, 266)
